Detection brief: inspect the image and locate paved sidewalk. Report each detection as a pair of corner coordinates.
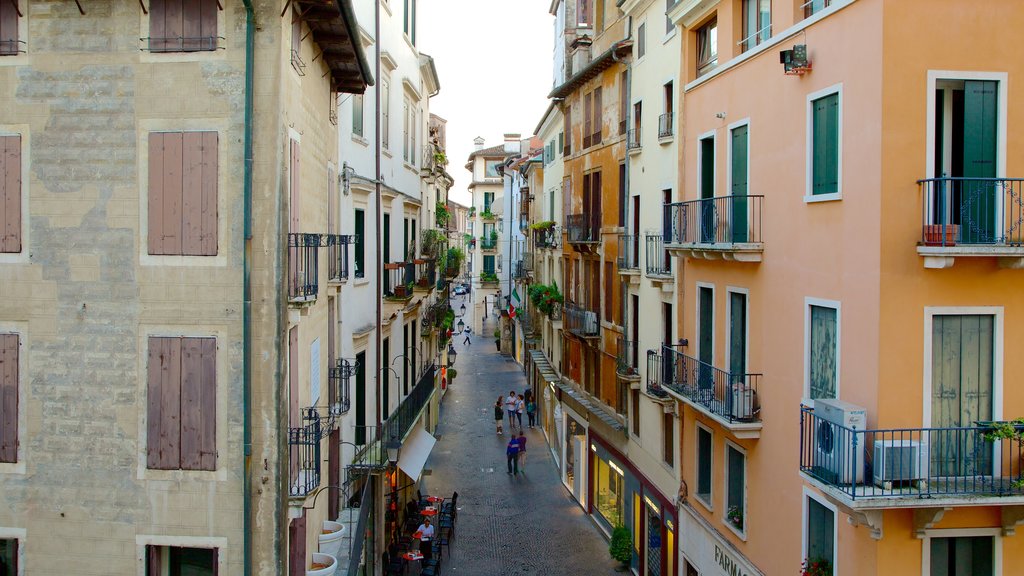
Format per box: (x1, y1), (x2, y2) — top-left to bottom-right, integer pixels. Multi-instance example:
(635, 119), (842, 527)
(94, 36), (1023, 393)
(420, 317), (620, 575)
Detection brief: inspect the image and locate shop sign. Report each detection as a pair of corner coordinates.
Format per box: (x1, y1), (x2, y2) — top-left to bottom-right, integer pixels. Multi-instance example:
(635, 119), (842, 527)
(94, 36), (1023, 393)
(681, 506), (763, 576)
(714, 545), (752, 576)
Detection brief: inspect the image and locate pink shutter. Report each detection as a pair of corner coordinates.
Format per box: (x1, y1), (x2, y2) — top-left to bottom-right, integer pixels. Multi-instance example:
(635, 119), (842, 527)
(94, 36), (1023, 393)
(290, 140), (300, 233)
(179, 337), (216, 470)
(593, 87), (602, 144)
(0, 334), (18, 463)
(149, 0), (166, 51)
(147, 337), (181, 469)
(182, 0), (201, 50)
(198, 337), (216, 470)
(289, 326), (299, 425)
(1, 135), (21, 253)
(200, 0), (218, 50)
(165, 0), (184, 51)
(200, 132), (218, 255)
(163, 133), (184, 255)
(0, 0), (19, 56)
(181, 132), (204, 255)
(147, 133), (165, 254)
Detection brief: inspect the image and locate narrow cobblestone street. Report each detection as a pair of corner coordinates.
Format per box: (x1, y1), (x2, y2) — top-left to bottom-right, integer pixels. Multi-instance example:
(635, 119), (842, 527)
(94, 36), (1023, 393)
(419, 301), (620, 575)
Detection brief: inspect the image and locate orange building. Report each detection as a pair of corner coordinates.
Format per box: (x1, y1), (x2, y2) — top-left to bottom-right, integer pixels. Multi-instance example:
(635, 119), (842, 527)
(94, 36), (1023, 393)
(662, 0), (1024, 574)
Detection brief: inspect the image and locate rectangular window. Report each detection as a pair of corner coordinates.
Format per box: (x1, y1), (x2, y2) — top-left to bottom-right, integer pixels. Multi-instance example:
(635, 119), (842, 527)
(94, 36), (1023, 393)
(730, 124), (749, 241)
(148, 131), (219, 256)
(146, 545), (218, 576)
(729, 291), (747, 377)
(633, 101), (642, 144)
(637, 22), (646, 59)
(352, 94), (364, 137)
(631, 388), (640, 437)
(0, 539), (16, 574)
(594, 457), (624, 526)
(584, 92), (592, 149)
(803, 0), (833, 19)
(483, 255), (495, 274)
(484, 161), (501, 179)
(383, 213), (390, 264)
(618, 163), (626, 227)
(808, 303), (838, 400)
(696, 18), (718, 77)
(147, 336), (217, 471)
(382, 338), (390, 419)
(663, 413), (674, 466)
(577, 0), (591, 26)
(558, 131), (565, 156)
(354, 209), (365, 277)
(665, 0), (676, 34)
(592, 87), (603, 145)
(1, 135), (22, 253)
(149, 0), (218, 53)
(810, 91), (840, 196)
(0, 334), (18, 463)
(289, 7), (303, 74)
(726, 444), (745, 533)
(355, 351), (366, 444)
(0, 0), (20, 56)
(619, 71), (628, 135)
(696, 425), (712, 504)
(402, 98), (410, 162)
(805, 495), (835, 570)
(930, 536), (994, 576)
(381, 78), (391, 150)
(563, 105), (572, 156)
(741, 0), (770, 52)
(604, 260), (612, 322)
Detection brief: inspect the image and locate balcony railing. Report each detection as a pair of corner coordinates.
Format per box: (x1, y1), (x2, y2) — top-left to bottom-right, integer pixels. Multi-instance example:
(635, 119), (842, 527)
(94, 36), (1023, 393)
(329, 358), (356, 414)
(658, 113), (673, 138)
(617, 234), (640, 271)
(627, 129), (641, 151)
(564, 302), (600, 338)
(645, 351), (671, 398)
(664, 196), (764, 248)
(645, 234), (671, 276)
(288, 233), (321, 301)
(481, 236), (498, 250)
(383, 262), (414, 299)
(660, 346), (761, 423)
(918, 178), (1024, 247)
(384, 364), (437, 447)
(615, 337), (639, 378)
(327, 234), (353, 282)
(800, 406), (1024, 502)
(534, 226), (560, 250)
(288, 420), (321, 498)
(414, 258), (436, 290)
(566, 213), (600, 244)
(513, 260), (528, 280)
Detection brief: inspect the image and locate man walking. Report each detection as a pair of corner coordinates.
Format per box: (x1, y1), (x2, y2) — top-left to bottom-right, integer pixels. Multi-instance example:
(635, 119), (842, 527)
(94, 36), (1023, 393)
(505, 391), (518, 430)
(506, 435), (520, 475)
(463, 326), (471, 346)
(516, 431), (527, 471)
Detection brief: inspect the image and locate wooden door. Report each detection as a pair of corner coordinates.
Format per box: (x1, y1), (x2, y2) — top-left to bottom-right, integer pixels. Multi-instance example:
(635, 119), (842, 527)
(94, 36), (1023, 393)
(698, 287), (713, 395)
(699, 138), (715, 243)
(729, 292), (746, 378)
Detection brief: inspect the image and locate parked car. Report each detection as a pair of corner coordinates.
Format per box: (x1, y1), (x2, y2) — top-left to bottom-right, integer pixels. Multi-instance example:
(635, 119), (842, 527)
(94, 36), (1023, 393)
(453, 285), (467, 295)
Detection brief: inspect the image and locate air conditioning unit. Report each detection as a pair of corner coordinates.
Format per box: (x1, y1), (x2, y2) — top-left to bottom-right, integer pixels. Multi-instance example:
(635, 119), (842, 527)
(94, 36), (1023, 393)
(583, 311), (598, 335)
(730, 384), (755, 421)
(813, 399), (866, 485)
(873, 440), (924, 489)
(780, 44), (811, 75)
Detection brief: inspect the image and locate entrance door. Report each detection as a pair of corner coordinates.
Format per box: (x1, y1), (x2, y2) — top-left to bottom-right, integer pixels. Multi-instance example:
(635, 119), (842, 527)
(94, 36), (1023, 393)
(930, 536), (994, 576)
(931, 315), (994, 477)
(698, 287), (714, 397)
(700, 137), (716, 243)
(730, 125), (749, 243)
(646, 506), (663, 576)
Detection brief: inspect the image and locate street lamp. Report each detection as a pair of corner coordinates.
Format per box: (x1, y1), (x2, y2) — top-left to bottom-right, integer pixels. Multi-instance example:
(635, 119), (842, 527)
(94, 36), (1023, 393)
(460, 302), (466, 315)
(385, 436), (401, 466)
(456, 318), (465, 333)
(447, 345), (457, 367)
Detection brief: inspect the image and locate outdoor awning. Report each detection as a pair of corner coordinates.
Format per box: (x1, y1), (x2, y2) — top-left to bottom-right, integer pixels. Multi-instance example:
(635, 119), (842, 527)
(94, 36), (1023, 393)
(554, 376), (625, 433)
(529, 349), (560, 384)
(397, 426), (437, 482)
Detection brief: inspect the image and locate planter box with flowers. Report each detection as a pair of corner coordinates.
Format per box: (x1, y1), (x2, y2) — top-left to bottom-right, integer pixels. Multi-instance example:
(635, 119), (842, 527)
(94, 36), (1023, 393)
(801, 558), (832, 576)
(528, 282), (564, 317)
(922, 223), (960, 246)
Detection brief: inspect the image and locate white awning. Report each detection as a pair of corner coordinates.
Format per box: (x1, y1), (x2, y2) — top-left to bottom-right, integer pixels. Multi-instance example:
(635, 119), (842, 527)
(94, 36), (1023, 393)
(397, 426), (437, 482)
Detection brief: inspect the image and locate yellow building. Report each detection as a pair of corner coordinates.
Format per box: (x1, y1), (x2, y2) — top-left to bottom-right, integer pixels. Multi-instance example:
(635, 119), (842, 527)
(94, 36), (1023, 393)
(665, 0), (1024, 574)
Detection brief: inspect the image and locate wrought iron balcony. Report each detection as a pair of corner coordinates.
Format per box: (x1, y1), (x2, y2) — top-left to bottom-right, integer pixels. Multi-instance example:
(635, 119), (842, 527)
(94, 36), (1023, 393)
(663, 196), (764, 262)
(645, 351), (671, 399)
(513, 260), (528, 280)
(917, 178), (1024, 268)
(326, 234), (353, 282)
(658, 113), (673, 139)
(800, 406), (1024, 509)
(288, 233), (321, 302)
(617, 234), (640, 271)
(627, 129), (641, 151)
(564, 302), (600, 339)
(660, 346), (761, 433)
(383, 262), (414, 300)
(288, 420), (321, 498)
(566, 213), (600, 244)
(329, 358), (357, 414)
(615, 337), (639, 379)
(645, 234), (672, 277)
(480, 235), (498, 250)
(534, 226), (560, 250)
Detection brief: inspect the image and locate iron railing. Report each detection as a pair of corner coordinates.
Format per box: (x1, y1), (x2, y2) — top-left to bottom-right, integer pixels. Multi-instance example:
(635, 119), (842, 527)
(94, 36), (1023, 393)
(645, 351), (671, 398)
(627, 129), (641, 150)
(615, 337), (639, 377)
(414, 258), (436, 290)
(514, 260), (528, 280)
(382, 365), (437, 455)
(288, 421), (321, 498)
(645, 234), (671, 276)
(660, 346), (760, 423)
(383, 262), (414, 299)
(658, 113), (673, 138)
(327, 234), (353, 281)
(564, 302), (600, 338)
(140, 35), (221, 52)
(288, 233), (320, 301)
(917, 178), (1024, 246)
(481, 235), (498, 250)
(566, 213), (600, 243)
(329, 359), (357, 414)
(800, 406), (1024, 500)
(664, 196), (764, 246)
(534, 226), (560, 250)
(617, 234), (640, 270)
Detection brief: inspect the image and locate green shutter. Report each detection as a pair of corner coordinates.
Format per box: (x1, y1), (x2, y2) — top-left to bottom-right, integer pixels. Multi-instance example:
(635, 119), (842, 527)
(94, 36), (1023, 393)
(354, 209), (364, 277)
(700, 137), (716, 243)
(729, 292), (746, 377)
(807, 498), (834, 566)
(809, 305), (837, 400)
(730, 125), (749, 243)
(812, 93), (839, 195)
(962, 80), (997, 242)
(383, 214), (390, 264)
(483, 255), (495, 274)
(727, 446), (744, 515)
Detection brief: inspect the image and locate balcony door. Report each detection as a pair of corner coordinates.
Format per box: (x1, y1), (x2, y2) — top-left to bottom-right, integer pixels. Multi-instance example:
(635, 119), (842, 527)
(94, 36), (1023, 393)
(933, 79), (998, 243)
(699, 136), (716, 243)
(931, 314), (993, 477)
(930, 535), (994, 576)
(698, 286), (714, 398)
(730, 124), (749, 243)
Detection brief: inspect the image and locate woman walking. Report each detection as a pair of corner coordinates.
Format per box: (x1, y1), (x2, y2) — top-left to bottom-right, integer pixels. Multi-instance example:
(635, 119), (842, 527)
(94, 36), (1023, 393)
(516, 431), (528, 471)
(515, 394), (525, 430)
(526, 397), (537, 428)
(494, 396), (505, 435)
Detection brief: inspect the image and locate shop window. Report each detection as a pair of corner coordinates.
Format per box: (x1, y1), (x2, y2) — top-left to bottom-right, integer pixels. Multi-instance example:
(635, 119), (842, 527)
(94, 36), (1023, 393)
(594, 456), (624, 526)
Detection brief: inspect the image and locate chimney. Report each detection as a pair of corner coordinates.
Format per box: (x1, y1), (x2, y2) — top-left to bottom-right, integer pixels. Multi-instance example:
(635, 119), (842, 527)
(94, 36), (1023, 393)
(473, 136), (485, 151)
(503, 133), (522, 154)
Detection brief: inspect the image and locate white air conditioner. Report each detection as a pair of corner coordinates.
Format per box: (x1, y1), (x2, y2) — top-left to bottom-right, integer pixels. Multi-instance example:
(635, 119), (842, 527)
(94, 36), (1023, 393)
(730, 384), (755, 421)
(873, 440), (924, 489)
(813, 399), (866, 485)
(583, 311), (598, 335)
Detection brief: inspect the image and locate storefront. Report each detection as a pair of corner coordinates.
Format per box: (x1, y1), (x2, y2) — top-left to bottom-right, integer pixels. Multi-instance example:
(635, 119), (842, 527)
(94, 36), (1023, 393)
(679, 503), (763, 576)
(562, 406), (588, 507)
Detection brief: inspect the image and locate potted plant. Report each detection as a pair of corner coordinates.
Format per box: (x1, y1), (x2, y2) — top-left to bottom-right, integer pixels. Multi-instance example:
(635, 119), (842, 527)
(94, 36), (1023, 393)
(528, 282), (564, 317)
(726, 506), (743, 530)
(436, 202), (451, 227)
(609, 525), (633, 571)
(801, 558), (832, 576)
(448, 368), (458, 381)
(307, 553), (338, 576)
(493, 328), (501, 351)
(922, 223), (959, 246)
(318, 520), (346, 558)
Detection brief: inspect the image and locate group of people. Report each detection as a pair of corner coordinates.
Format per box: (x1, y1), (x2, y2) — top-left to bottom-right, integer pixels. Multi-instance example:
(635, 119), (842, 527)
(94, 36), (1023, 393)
(492, 389), (537, 475)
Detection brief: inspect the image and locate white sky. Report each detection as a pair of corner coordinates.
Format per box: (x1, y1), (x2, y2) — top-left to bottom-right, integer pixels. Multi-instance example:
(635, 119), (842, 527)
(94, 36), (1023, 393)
(418, 0), (555, 206)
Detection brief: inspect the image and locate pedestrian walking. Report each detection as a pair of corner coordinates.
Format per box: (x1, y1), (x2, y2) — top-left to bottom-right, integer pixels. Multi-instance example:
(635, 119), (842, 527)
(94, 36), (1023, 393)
(516, 431), (527, 471)
(463, 326), (471, 346)
(526, 397), (537, 428)
(515, 394), (525, 429)
(505, 391), (518, 430)
(494, 396), (505, 435)
(506, 435), (520, 475)
(415, 517), (435, 561)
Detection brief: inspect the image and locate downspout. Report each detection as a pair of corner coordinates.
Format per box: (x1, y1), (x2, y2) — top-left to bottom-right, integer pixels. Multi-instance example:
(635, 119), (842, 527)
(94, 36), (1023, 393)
(241, 0), (255, 575)
(373, 0), (383, 570)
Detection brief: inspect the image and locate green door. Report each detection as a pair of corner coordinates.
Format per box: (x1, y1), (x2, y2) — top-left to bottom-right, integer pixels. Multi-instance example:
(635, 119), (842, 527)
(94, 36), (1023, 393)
(730, 125), (749, 243)
(931, 315), (993, 477)
(700, 138), (716, 243)
(961, 80), (998, 243)
(698, 287), (714, 396)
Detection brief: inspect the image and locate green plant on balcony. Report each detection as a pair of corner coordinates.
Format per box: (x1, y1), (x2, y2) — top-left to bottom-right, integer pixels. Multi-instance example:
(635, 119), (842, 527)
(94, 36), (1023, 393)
(801, 558), (832, 576)
(983, 418), (1024, 488)
(528, 282), (564, 317)
(441, 247), (465, 277)
(481, 208), (496, 220)
(433, 151), (447, 166)
(529, 220), (556, 230)
(489, 229), (498, 246)
(468, 206), (476, 217)
(436, 202), (451, 227)
(726, 506), (743, 530)
(609, 525), (632, 568)
(421, 228), (446, 258)
(480, 271), (499, 283)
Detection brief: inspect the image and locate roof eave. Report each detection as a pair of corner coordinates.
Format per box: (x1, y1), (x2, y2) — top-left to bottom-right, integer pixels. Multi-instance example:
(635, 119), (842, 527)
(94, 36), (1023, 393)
(547, 40), (633, 99)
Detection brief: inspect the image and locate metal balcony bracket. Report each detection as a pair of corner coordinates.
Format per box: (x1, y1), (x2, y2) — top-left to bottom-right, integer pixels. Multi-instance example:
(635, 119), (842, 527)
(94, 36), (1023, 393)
(912, 507), (951, 539)
(848, 509), (885, 541)
(1002, 506), (1024, 536)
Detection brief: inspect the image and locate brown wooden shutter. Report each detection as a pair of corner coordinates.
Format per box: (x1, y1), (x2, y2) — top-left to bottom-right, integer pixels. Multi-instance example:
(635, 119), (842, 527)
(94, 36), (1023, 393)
(563, 105), (571, 156)
(583, 93), (592, 149)
(592, 171), (602, 235)
(200, 0), (217, 50)
(289, 513), (307, 576)
(1, 135), (21, 253)
(593, 87), (603, 144)
(165, 0), (184, 51)
(0, 0), (19, 56)
(180, 337), (216, 470)
(148, 0), (166, 51)
(182, 0), (218, 51)
(181, 132), (218, 256)
(0, 334), (18, 463)
(290, 140), (300, 233)
(148, 337), (182, 469)
(147, 133), (165, 254)
(146, 545), (162, 576)
(151, 132), (183, 255)
(200, 132), (218, 255)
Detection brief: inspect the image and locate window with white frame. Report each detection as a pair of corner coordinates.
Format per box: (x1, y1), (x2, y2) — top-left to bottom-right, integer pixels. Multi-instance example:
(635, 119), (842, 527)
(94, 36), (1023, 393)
(696, 424), (712, 505)
(803, 493), (835, 573)
(381, 77), (391, 150)
(807, 301), (839, 401)
(807, 87), (841, 199)
(725, 443), (745, 534)
(696, 17), (717, 77)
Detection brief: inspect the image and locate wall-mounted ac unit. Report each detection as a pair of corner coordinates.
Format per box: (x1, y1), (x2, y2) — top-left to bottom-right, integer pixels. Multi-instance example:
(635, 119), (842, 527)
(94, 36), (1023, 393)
(813, 399), (866, 485)
(730, 385), (755, 421)
(873, 440), (924, 489)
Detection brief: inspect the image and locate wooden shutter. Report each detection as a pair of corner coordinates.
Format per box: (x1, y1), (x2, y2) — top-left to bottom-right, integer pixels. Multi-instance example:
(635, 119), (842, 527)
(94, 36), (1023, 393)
(290, 139), (300, 233)
(289, 326), (299, 426)
(289, 514), (307, 576)
(146, 545), (162, 576)
(0, 0), (18, 56)
(327, 166), (336, 235)
(148, 337), (182, 469)
(591, 171), (602, 237)
(182, 0), (218, 51)
(181, 132), (218, 256)
(809, 305), (837, 400)
(149, 132), (184, 255)
(729, 292), (746, 377)
(583, 92), (592, 149)
(180, 337), (216, 471)
(730, 125), (749, 242)
(619, 72), (628, 135)
(563, 106), (571, 155)
(812, 94), (839, 195)
(663, 412), (674, 466)
(1, 135), (21, 253)
(593, 87), (602, 145)
(963, 80), (998, 243)
(604, 260), (612, 321)
(0, 334), (18, 463)
(149, 0), (169, 52)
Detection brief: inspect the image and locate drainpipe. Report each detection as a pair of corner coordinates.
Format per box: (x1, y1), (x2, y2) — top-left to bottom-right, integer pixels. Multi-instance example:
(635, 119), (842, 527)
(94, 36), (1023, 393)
(241, 0), (254, 575)
(373, 0), (384, 571)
